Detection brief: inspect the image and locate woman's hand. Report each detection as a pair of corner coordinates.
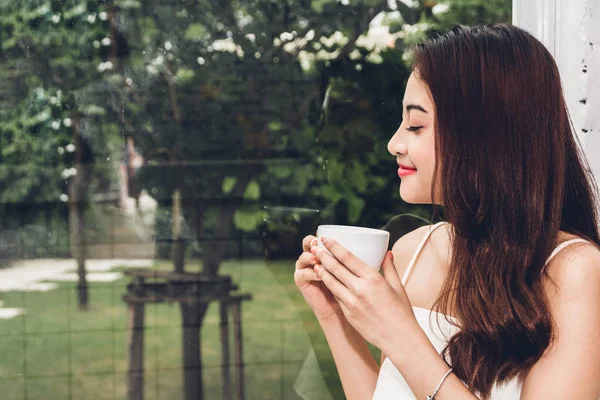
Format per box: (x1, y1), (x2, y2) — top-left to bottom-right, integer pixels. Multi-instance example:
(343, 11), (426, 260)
(311, 235), (418, 350)
(294, 234), (343, 320)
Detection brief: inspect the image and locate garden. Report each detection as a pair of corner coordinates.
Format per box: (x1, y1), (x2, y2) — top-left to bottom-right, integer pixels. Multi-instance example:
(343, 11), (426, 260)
(0, 0), (510, 398)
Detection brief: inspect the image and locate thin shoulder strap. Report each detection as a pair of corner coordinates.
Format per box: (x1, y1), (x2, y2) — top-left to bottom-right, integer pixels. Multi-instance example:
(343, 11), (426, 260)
(544, 238), (590, 266)
(401, 221), (448, 286)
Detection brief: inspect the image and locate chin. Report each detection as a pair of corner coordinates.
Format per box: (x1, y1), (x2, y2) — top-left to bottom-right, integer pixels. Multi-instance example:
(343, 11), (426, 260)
(399, 184), (432, 204)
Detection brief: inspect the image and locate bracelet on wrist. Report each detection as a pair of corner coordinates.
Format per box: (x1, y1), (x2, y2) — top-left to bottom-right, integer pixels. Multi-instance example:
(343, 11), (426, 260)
(426, 367), (453, 400)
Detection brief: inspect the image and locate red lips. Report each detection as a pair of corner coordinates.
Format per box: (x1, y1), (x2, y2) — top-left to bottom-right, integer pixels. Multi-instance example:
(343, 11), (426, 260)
(398, 163), (417, 171)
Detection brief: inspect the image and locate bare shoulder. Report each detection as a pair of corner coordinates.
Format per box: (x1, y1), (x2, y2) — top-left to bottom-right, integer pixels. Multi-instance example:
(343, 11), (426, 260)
(523, 241), (600, 396)
(544, 240), (600, 299)
(542, 239), (600, 340)
(389, 224), (445, 280)
(391, 225), (432, 257)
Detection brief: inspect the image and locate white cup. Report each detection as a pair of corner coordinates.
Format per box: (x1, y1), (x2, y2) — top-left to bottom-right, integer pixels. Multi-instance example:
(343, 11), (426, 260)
(316, 225), (390, 271)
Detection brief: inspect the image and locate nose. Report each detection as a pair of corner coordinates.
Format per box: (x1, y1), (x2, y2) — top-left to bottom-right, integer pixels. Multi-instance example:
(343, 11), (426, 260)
(387, 127), (407, 156)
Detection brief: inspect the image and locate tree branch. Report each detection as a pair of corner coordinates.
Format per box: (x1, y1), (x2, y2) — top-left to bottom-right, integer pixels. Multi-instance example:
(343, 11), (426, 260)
(337, 0), (389, 60)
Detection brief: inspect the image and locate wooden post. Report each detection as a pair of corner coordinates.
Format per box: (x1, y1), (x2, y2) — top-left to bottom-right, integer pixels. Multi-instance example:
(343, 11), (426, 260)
(180, 302), (203, 400)
(231, 301), (246, 400)
(127, 303), (145, 400)
(220, 301), (232, 400)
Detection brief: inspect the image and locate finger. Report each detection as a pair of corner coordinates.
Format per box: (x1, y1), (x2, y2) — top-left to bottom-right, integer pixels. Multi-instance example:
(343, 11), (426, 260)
(294, 268), (322, 287)
(302, 235), (318, 252)
(315, 263), (352, 306)
(381, 251), (403, 293)
(295, 252), (318, 270)
(311, 246), (359, 291)
(317, 235), (370, 278)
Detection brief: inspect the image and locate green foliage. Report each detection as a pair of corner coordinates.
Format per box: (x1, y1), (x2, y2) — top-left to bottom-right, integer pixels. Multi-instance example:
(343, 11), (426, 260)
(0, 0), (120, 208)
(123, 0), (418, 231)
(243, 180), (261, 201)
(430, 0), (512, 28)
(0, 0), (511, 245)
(233, 206), (264, 232)
(222, 176), (237, 194)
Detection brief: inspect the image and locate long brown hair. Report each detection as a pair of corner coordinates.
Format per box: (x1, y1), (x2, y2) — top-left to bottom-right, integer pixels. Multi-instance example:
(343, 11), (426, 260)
(412, 24), (600, 398)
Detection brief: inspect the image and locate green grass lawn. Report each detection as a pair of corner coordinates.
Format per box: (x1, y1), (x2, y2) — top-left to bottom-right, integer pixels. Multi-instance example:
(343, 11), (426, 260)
(0, 259), (380, 400)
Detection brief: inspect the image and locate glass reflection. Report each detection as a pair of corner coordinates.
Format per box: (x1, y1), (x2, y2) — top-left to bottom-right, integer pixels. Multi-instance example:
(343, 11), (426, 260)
(0, 1), (510, 399)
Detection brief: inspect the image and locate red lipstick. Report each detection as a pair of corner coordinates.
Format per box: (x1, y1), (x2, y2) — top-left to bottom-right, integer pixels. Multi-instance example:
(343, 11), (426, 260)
(397, 163), (417, 177)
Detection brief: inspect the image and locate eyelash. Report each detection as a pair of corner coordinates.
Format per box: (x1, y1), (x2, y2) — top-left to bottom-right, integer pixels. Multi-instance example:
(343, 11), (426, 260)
(406, 126), (423, 132)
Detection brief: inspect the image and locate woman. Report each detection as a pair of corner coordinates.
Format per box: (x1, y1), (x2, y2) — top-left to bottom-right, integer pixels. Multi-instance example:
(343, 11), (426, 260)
(294, 24), (600, 399)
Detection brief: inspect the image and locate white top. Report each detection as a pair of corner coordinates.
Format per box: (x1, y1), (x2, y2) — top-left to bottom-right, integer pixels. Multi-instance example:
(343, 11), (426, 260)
(373, 221), (590, 399)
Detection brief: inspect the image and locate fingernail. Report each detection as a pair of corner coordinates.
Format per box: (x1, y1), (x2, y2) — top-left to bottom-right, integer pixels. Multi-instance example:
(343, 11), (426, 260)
(314, 264), (320, 273)
(310, 238), (318, 247)
(310, 255), (317, 263)
(387, 251), (393, 259)
(320, 235), (328, 244)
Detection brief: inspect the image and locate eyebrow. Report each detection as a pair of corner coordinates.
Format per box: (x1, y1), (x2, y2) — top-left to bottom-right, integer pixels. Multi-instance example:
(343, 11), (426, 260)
(404, 104), (428, 114)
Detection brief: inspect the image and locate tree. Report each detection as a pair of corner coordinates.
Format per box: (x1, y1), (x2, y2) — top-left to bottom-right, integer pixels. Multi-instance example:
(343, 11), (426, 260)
(114, 2), (423, 398)
(0, 0), (125, 308)
(0, 0), (512, 397)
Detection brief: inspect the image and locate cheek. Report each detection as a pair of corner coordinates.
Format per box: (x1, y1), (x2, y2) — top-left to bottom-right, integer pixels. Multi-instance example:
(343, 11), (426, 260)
(399, 145), (437, 203)
(399, 173), (434, 203)
(421, 135), (437, 181)
(415, 139), (436, 177)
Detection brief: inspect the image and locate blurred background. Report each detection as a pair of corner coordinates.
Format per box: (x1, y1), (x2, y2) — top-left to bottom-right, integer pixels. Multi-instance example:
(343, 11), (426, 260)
(0, 0), (510, 399)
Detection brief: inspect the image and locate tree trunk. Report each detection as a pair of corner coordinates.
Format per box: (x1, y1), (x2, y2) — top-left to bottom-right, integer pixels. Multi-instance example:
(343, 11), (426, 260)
(172, 189), (185, 273)
(180, 302), (209, 400)
(69, 187), (88, 310)
(69, 118), (88, 310)
(203, 168), (255, 277)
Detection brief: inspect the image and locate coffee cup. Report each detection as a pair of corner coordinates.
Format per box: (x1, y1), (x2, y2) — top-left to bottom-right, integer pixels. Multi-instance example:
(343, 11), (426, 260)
(316, 225), (390, 271)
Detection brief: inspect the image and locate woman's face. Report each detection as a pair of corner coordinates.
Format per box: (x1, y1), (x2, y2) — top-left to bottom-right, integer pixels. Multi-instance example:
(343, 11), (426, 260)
(387, 72), (439, 204)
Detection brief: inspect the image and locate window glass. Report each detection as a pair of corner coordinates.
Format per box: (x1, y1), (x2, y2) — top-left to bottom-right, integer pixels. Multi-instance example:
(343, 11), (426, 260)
(0, 1), (510, 398)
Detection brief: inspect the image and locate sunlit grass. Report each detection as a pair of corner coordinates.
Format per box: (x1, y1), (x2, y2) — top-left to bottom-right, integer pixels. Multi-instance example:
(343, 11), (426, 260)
(0, 258), (379, 399)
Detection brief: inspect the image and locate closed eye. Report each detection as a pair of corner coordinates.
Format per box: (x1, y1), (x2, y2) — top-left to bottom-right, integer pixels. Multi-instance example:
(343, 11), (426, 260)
(406, 126), (423, 132)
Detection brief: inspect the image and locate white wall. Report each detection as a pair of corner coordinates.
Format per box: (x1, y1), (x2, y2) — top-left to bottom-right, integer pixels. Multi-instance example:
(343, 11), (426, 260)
(580, 1), (600, 183)
(514, 0), (600, 186)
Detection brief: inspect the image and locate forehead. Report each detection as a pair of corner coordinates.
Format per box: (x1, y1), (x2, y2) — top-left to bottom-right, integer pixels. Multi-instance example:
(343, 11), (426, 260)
(403, 72), (433, 109)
